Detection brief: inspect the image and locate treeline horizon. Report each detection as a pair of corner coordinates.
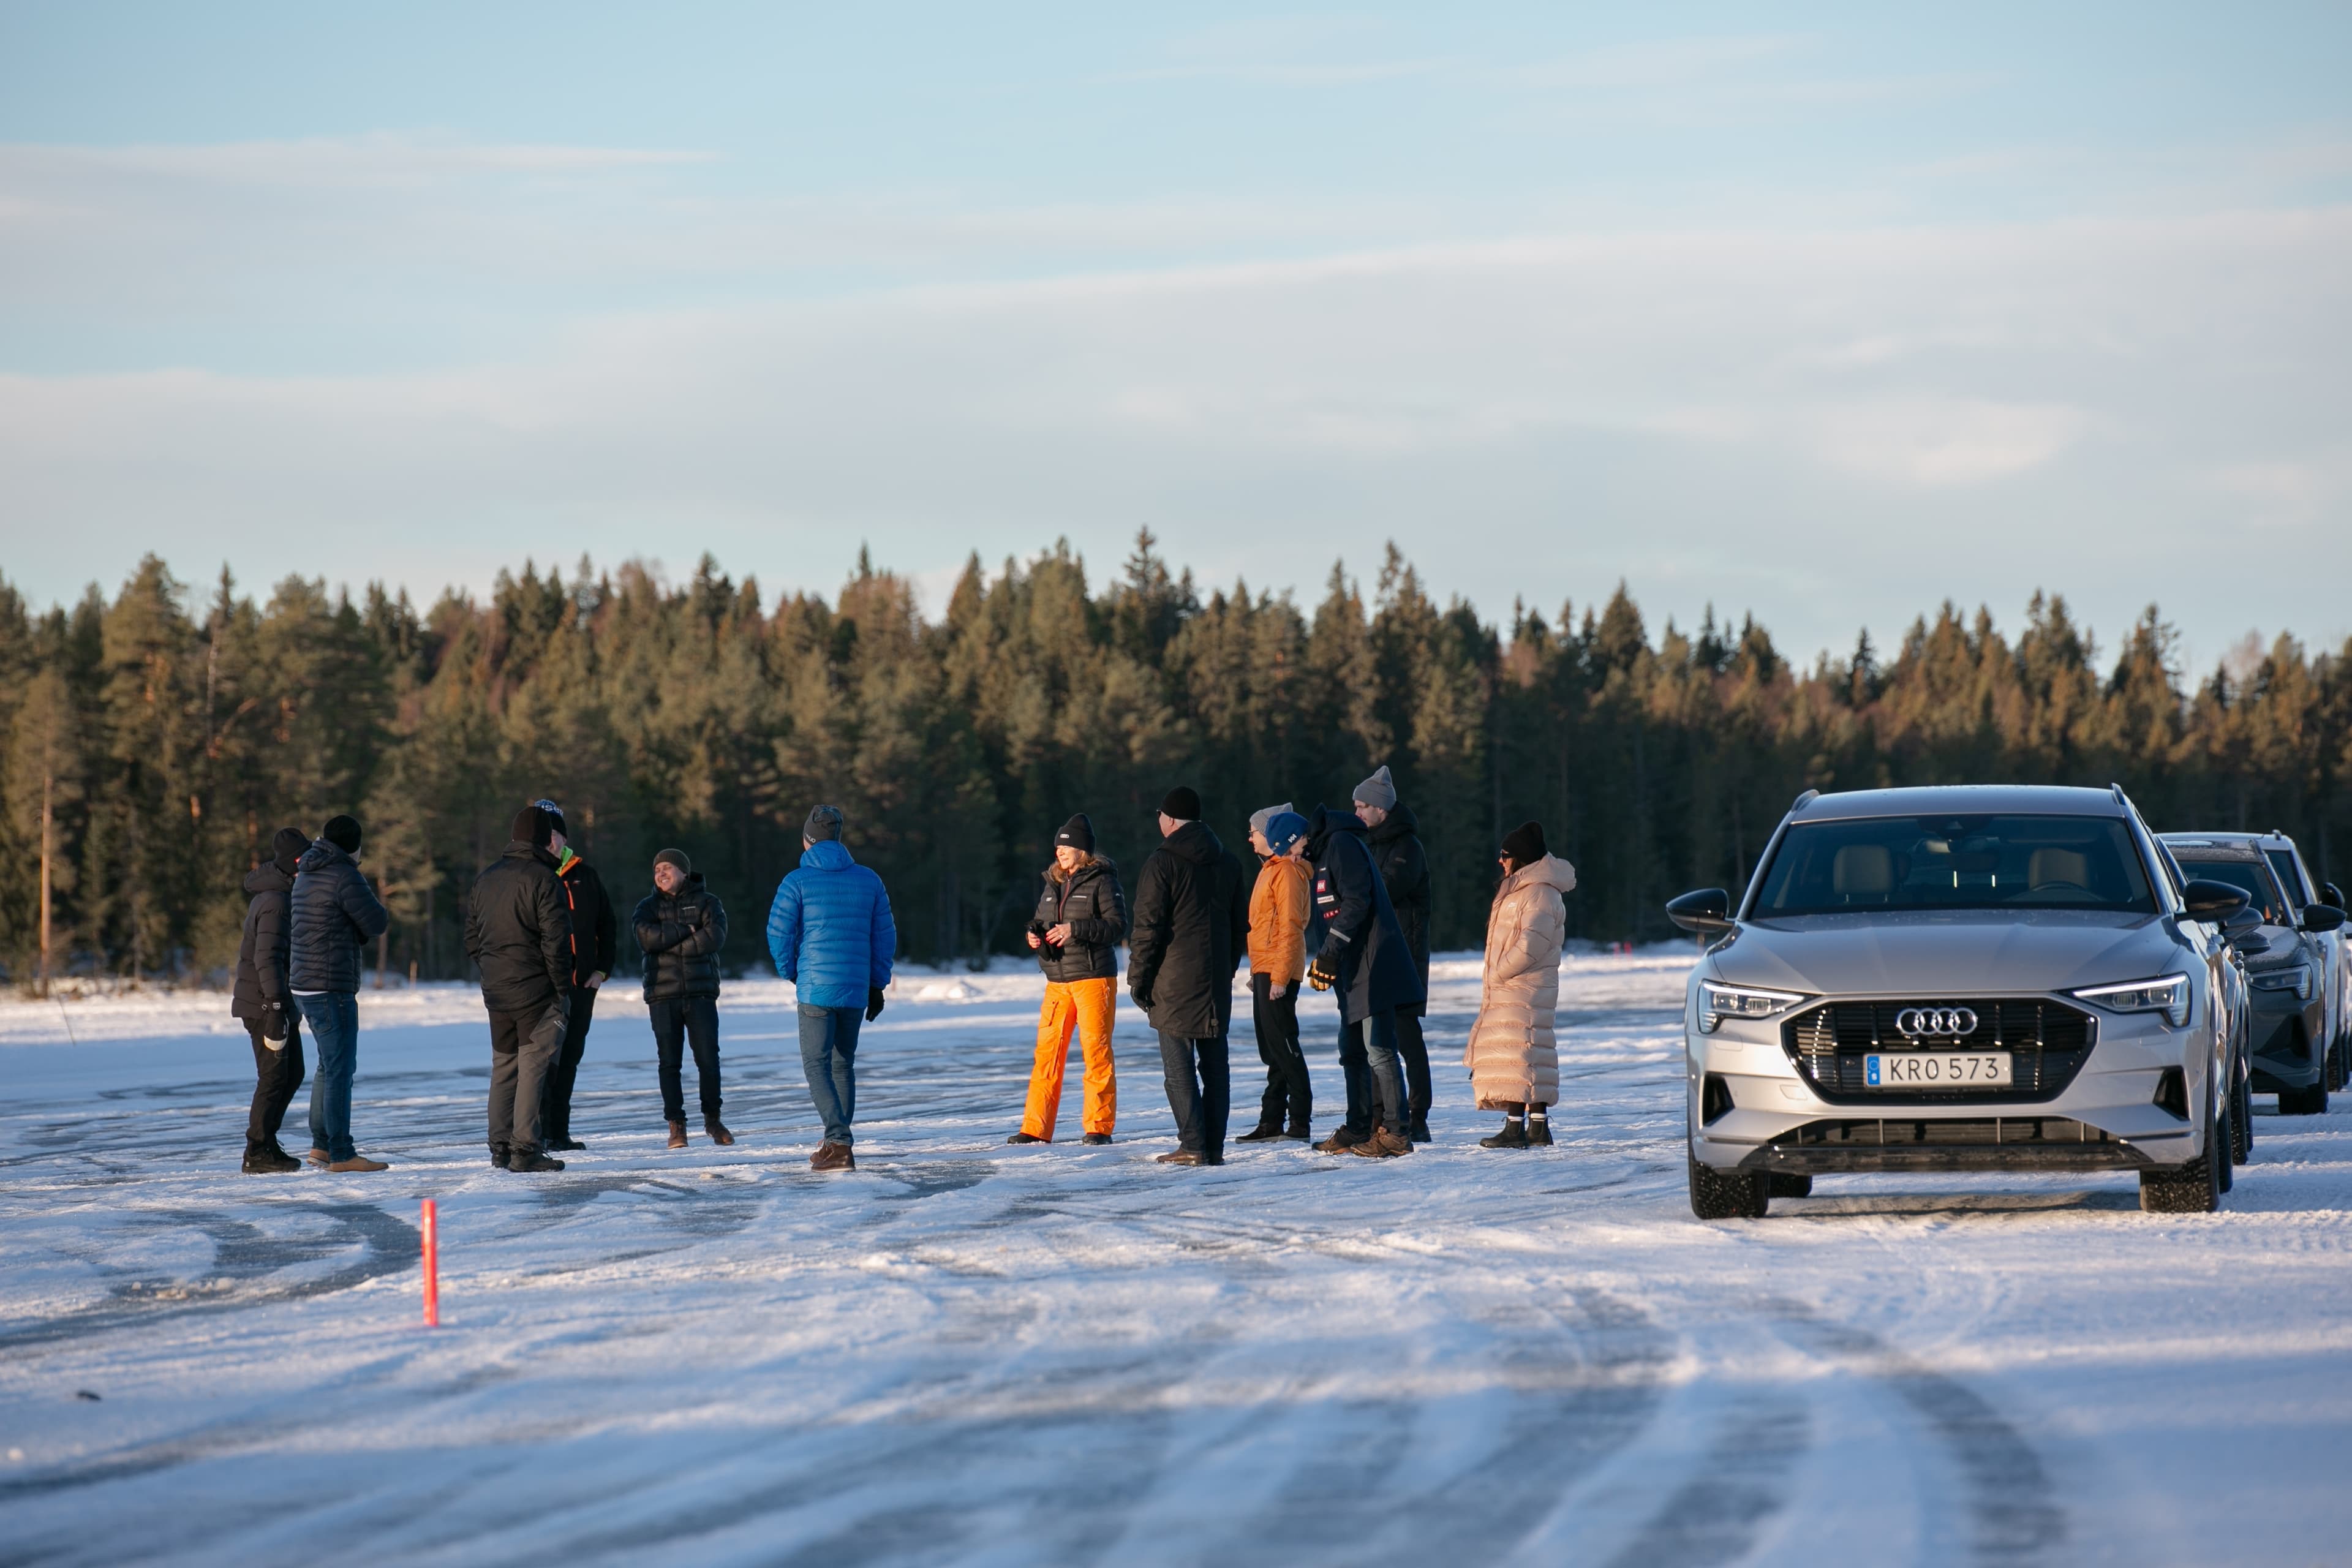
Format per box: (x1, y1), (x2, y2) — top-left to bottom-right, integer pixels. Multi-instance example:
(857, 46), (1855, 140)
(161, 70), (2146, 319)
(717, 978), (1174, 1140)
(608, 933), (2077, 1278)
(3, 532), (2348, 986)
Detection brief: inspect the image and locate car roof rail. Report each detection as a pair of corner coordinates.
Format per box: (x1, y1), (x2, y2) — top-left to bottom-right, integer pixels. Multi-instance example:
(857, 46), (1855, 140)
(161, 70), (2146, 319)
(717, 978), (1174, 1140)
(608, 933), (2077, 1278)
(2111, 782), (2127, 805)
(1792, 788), (1819, 813)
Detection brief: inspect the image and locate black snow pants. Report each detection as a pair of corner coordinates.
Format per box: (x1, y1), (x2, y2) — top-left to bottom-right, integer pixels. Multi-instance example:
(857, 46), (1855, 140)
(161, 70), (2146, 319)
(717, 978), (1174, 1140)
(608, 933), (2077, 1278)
(246, 1019), (306, 1150)
(1250, 972), (1313, 1132)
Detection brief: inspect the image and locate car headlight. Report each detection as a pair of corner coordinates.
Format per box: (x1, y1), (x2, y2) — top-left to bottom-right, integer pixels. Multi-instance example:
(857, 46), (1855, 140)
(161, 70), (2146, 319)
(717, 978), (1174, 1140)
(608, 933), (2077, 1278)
(2071, 974), (2191, 1027)
(1698, 981), (1804, 1035)
(2248, 965), (2314, 1001)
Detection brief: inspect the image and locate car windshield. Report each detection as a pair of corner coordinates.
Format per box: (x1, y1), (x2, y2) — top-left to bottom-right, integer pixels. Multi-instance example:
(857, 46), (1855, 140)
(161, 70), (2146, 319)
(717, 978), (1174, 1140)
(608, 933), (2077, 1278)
(1752, 814), (2158, 916)
(2174, 858), (2287, 924)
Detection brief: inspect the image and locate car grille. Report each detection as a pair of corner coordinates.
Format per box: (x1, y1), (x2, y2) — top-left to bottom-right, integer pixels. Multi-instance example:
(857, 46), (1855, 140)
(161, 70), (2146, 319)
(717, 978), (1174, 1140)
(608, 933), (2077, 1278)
(1779, 998), (2097, 1104)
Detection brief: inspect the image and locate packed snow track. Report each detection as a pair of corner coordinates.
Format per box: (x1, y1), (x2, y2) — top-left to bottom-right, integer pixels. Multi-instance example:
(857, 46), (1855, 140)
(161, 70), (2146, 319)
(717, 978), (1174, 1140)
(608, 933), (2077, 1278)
(2, 951), (2349, 1565)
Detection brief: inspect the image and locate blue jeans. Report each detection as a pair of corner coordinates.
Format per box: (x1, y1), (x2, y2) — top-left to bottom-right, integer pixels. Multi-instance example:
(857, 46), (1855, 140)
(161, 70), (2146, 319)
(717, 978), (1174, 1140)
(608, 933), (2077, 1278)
(295, 992), (360, 1161)
(1340, 1009), (1407, 1136)
(1158, 1031), (1230, 1163)
(797, 1004), (863, 1145)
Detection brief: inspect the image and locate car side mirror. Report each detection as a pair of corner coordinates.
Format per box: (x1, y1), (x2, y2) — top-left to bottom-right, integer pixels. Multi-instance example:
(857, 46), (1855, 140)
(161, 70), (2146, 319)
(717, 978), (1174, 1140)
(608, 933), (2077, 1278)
(1666, 888), (1735, 935)
(2181, 878), (2251, 921)
(2303, 904), (2347, 934)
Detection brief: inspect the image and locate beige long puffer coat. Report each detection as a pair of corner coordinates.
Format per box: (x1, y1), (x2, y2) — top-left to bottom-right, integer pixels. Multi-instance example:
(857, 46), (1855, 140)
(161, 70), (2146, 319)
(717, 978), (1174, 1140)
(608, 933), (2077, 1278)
(1463, 854), (1579, 1109)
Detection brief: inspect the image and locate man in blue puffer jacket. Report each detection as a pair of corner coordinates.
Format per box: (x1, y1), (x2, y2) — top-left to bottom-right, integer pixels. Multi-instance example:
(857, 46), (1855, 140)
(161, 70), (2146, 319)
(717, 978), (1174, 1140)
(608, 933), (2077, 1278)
(767, 804), (895, 1172)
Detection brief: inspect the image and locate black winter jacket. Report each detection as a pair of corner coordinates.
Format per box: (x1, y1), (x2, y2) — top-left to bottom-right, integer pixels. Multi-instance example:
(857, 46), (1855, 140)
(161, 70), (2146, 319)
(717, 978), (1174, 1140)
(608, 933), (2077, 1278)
(231, 862), (294, 1022)
(1368, 804), (1432, 1014)
(635, 874), (728, 1002)
(554, 854), (617, 989)
(1307, 807), (1425, 1025)
(1126, 821), (1250, 1039)
(288, 840), (390, 994)
(1032, 858), (1128, 984)
(464, 840), (575, 1016)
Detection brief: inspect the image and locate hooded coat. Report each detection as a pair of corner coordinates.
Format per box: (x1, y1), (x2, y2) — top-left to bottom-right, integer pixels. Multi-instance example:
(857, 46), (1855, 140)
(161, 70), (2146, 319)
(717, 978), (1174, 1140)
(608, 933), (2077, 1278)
(1306, 807), (1425, 1025)
(554, 851), (617, 989)
(288, 839), (390, 994)
(1366, 804), (1432, 1017)
(766, 839), (895, 1010)
(1126, 820), (1251, 1039)
(1463, 854), (1580, 1109)
(1032, 856), (1128, 984)
(231, 861), (295, 1022)
(636, 872), (728, 1002)
(464, 839), (575, 1016)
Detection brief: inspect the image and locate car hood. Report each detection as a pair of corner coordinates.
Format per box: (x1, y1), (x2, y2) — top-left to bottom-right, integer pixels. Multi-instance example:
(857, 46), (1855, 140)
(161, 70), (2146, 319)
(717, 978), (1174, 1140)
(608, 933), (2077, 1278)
(1709, 910), (2187, 997)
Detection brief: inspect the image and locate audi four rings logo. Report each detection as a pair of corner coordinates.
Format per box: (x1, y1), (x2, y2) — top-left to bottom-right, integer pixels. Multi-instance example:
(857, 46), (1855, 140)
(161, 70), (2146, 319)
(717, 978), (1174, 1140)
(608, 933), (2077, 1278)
(1896, 1007), (1979, 1037)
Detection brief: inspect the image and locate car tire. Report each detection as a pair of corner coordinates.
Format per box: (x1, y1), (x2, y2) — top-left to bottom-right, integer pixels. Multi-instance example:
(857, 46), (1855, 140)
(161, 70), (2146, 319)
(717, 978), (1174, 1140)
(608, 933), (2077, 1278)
(2231, 1071), (2252, 1166)
(1689, 1152), (1769, 1219)
(1768, 1172), (1814, 1199)
(2279, 1084), (2330, 1115)
(2328, 1032), (2347, 1093)
(2140, 1087), (2222, 1214)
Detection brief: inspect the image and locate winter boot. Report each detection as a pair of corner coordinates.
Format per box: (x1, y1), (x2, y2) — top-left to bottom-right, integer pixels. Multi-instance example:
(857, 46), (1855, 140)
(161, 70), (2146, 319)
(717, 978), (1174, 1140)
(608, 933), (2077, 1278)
(1284, 1120), (1313, 1141)
(705, 1118), (735, 1147)
(242, 1141), (299, 1174)
(1351, 1128), (1414, 1158)
(811, 1141), (855, 1172)
(1155, 1150), (1202, 1165)
(1527, 1110), (1554, 1147)
(549, 1137), (587, 1153)
(1408, 1115), (1432, 1144)
(326, 1155), (389, 1172)
(1082, 1133), (1114, 1146)
(1479, 1115), (1529, 1150)
(1314, 1125), (1370, 1154)
(1234, 1122), (1287, 1143)
(508, 1148), (565, 1173)
(666, 1121), (688, 1150)
(1007, 1131), (1048, 1144)
(490, 1144), (511, 1170)
(305, 1147), (330, 1167)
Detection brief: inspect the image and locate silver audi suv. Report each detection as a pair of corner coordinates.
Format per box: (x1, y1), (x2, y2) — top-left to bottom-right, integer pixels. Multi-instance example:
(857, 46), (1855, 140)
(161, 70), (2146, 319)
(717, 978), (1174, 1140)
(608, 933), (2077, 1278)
(1670, 785), (2250, 1217)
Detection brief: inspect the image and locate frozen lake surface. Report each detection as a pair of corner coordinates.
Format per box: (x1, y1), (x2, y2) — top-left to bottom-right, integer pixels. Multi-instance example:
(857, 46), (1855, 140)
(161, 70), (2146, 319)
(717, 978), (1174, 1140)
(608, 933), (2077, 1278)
(4, 949), (2350, 1566)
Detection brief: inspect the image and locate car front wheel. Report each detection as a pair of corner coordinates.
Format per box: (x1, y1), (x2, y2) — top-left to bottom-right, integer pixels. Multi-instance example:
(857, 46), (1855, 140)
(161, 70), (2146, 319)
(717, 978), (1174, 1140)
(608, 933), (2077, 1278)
(2141, 1084), (2223, 1214)
(1689, 1151), (1769, 1219)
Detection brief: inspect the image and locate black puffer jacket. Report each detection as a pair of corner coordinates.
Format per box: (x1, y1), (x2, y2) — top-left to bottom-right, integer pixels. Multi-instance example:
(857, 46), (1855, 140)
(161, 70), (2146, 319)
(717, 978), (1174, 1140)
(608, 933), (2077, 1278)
(635, 875), (728, 1002)
(464, 840), (575, 1016)
(1307, 807), (1425, 1025)
(231, 863), (294, 1022)
(1368, 804), (1432, 1016)
(1033, 858), (1128, 983)
(555, 854), (618, 989)
(288, 840), (390, 994)
(1126, 821), (1251, 1039)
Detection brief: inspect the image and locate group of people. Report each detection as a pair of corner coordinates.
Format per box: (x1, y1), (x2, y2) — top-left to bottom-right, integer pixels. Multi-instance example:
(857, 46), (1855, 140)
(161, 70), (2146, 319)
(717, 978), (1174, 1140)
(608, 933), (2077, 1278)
(228, 766), (1580, 1175)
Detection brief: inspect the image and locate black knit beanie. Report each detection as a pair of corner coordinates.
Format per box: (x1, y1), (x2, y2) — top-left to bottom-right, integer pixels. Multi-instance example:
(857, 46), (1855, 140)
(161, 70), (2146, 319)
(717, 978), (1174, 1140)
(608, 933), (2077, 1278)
(654, 847), (691, 875)
(1158, 786), (1201, 822)
(511, 805), (552, 849)
(271, 826), (310, 875)
(322, 815), (363, 854)
(1055, 813), (1096, 853)
(1501, 821), (1548, 865)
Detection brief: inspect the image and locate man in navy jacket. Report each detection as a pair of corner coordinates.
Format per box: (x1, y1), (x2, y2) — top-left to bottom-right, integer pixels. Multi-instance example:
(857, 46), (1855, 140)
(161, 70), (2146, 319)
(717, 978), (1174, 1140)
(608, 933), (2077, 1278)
(1305, 804), (1427, 1158)
(766, 804), (895, 1172)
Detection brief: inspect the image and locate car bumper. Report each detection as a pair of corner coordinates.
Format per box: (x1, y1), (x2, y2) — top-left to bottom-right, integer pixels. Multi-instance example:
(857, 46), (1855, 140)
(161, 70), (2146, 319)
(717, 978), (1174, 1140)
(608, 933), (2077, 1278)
(1687, 1007), (2206, 1175)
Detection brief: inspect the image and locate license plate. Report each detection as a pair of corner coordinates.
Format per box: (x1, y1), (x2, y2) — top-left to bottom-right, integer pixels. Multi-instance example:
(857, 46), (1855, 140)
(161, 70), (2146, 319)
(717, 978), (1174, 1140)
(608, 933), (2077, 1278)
(1863, 1052), (2013, 1088)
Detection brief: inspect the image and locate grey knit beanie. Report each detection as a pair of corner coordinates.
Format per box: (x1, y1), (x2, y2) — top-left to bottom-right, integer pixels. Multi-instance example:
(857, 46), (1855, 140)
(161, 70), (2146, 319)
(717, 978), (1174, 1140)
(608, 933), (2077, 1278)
(1248, 801), (1294, 840)
(1352, 766), (1396, 814)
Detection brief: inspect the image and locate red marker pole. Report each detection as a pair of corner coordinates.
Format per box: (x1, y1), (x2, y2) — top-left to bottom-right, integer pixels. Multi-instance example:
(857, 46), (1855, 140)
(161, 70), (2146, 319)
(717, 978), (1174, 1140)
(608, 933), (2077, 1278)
(420, 1199), (440, 1328)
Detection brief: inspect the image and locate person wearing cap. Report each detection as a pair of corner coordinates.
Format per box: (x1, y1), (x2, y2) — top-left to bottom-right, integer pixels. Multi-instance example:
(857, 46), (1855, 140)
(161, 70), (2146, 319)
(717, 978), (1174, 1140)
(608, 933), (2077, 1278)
(636, 847), (731, 1150)
(288, 813), (391, 1172)
(1237, 808), (1314, 1142)
(1009, 812), (1128, 1146)
(1353, 764), (1434, 1142)
(1302, 801), (1426, 1158)
(1465, 821), (1579, 1148)
(1126, 786), (1252, 1166)
(531, 798), (616, 1153)
(230, 826), (313, 1173)
(767, 804), (896, 1172)
(464, 805), (577, 1172)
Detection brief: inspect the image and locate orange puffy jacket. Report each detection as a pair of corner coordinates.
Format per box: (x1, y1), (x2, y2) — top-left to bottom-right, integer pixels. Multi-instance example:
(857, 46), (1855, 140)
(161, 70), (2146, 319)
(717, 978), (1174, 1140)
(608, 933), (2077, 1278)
(1247, 854), (1311, 990)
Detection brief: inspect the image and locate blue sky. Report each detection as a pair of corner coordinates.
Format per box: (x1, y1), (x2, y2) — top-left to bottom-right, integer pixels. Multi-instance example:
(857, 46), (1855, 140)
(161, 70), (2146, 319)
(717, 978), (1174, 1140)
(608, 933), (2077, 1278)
(2, 2), (2347, 668)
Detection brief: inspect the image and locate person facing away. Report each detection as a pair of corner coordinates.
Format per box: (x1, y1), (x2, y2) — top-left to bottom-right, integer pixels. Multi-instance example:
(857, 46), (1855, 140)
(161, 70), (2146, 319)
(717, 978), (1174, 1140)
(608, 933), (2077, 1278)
(1466, 821), (1579, 1149)
(1237, 805), (1314, 1144)
(1354, 764), (1434, 1143)
(635, 847), (731, 1150)
(463, 805), (576, 1173)
(1011, 813), (1128, 1147)
(532, 798), (616, 1153)
(231, 826), (313, 1174)
(1303, 801), (1426, 1159)
(766, 804), (894, 1173)
(1126, 786), (1251, 1167)
(287, 813), (391, 1172)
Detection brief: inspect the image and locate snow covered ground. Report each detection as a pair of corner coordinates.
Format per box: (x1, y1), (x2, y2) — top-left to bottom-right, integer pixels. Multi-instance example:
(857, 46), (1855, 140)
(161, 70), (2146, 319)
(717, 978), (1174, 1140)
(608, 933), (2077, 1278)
(4, 948), (2350, 1566)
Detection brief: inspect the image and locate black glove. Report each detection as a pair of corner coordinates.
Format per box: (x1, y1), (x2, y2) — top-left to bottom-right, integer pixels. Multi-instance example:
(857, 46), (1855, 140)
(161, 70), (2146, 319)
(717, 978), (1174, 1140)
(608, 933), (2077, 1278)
(1131, 988), (1155, 1014)
(260, 1002), (288, 1044)
(865, 986), (886, 1022)
(1306, 954), (1338, 992)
